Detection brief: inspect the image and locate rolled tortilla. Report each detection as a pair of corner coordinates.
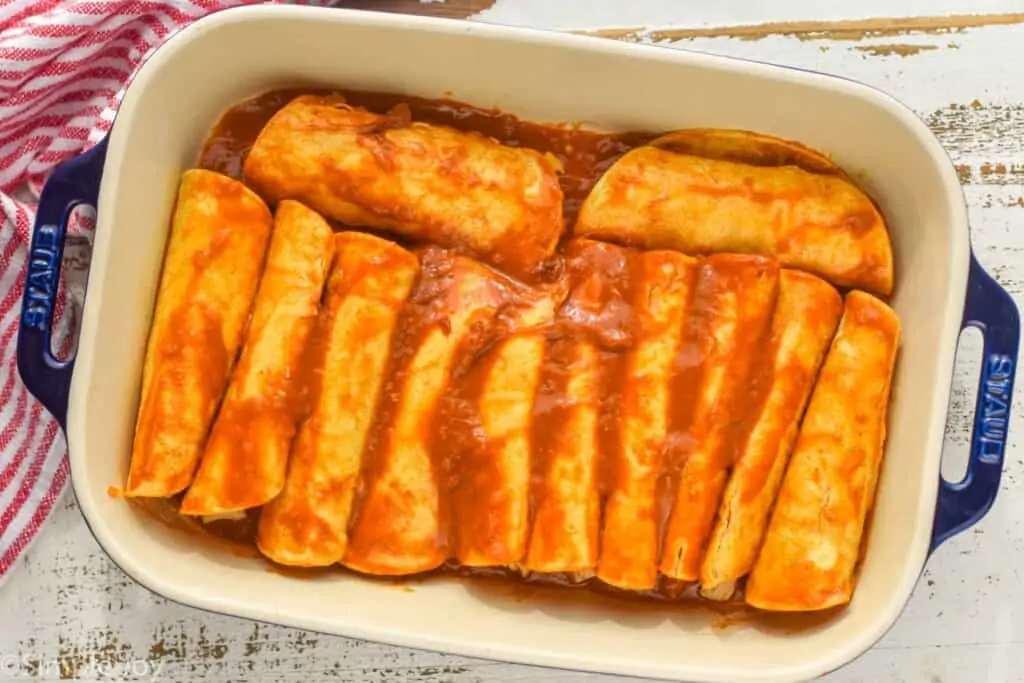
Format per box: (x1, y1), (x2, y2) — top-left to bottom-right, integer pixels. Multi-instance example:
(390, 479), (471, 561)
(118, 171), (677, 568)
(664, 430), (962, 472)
(659, 254), (779, 582)
(575, 144), (893, 296)
(596, 250), (697, 591)
(699, 270), (842, 601)
(126, 169), (272, 498)
(243, 95), (565, 279)
(524, 239), (635, 576)
(524, 341), (601, 576)
(449, 291), (559, 568)
(256, 232), (418, 567)
(181, 201), (334, 516)
(745, 290), (901, 612)
(343, 250), (508, 575)
(648, 129), (845, 176)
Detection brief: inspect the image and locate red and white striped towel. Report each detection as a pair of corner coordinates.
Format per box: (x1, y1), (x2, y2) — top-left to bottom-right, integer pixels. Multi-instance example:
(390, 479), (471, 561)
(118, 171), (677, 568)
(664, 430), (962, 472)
(0, 0), (321, 587)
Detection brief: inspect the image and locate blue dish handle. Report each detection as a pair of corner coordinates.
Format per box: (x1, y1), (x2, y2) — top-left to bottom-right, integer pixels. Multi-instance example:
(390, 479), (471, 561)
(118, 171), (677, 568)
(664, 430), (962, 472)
(931, 252), (1020, 551)
(16, 138), (108, 431)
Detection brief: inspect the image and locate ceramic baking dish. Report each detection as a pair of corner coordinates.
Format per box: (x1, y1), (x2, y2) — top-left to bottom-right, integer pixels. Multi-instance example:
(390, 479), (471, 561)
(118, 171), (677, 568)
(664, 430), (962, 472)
(15, 6), (1021, 682)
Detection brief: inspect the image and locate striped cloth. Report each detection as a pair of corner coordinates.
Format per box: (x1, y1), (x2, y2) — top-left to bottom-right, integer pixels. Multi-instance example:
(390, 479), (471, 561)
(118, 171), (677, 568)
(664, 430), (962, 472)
(0, 0), (317, 587)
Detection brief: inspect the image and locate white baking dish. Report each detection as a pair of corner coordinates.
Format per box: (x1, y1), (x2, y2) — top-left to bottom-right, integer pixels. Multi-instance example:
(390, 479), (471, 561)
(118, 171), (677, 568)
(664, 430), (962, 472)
(15, 6), (1020, 682)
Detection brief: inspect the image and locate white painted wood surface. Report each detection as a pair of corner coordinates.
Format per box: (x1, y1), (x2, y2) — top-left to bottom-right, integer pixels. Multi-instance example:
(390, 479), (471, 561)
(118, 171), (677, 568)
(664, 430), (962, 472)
(4, 2), (1024, 681)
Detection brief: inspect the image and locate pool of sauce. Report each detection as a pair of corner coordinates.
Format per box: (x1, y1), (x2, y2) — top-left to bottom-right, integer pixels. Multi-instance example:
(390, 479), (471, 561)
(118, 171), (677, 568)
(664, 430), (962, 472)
(135, 88), (852, 626)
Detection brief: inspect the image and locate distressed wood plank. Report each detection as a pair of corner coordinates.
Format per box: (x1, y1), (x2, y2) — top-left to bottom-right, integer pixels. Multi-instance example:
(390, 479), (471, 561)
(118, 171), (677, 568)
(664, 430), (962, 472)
(478, 1), (1024, 32)
(330, 0), (497, 19)
(5, 7), (1024, 683)
(583, 12), (1024, 42)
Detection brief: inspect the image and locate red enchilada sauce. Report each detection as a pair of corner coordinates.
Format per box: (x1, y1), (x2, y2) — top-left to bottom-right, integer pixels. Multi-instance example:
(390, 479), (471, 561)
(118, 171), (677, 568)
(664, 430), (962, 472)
(154, 89), (835, 614)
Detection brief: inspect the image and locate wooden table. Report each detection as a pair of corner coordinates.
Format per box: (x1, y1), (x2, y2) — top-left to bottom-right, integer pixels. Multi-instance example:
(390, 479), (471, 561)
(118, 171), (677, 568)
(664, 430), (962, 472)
(5, 1), (1024, 681)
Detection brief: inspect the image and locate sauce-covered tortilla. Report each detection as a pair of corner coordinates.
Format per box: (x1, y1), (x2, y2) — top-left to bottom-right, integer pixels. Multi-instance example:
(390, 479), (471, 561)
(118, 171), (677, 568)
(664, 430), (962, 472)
(126, 170), (272, 498)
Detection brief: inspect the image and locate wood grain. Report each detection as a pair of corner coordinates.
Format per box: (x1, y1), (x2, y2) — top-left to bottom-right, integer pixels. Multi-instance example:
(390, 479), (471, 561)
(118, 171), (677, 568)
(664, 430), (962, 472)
(5, 4), (1024, 683)
(584, 12), (1024, 42)
(330, 0), (496, 19)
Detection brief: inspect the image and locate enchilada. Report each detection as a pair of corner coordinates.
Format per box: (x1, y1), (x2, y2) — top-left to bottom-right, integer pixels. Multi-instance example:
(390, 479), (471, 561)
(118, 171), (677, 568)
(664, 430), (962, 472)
(243, 95), (565, 280)
(524, 239), (635, 576)
(575, 144), (893, 296)
(125, 169), (272, 498)
(448, 290), (560, 568)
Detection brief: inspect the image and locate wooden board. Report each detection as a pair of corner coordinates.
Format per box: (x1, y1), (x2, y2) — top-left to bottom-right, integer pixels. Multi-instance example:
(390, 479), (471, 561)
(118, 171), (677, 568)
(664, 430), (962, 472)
(4, 3), (1024, 681)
